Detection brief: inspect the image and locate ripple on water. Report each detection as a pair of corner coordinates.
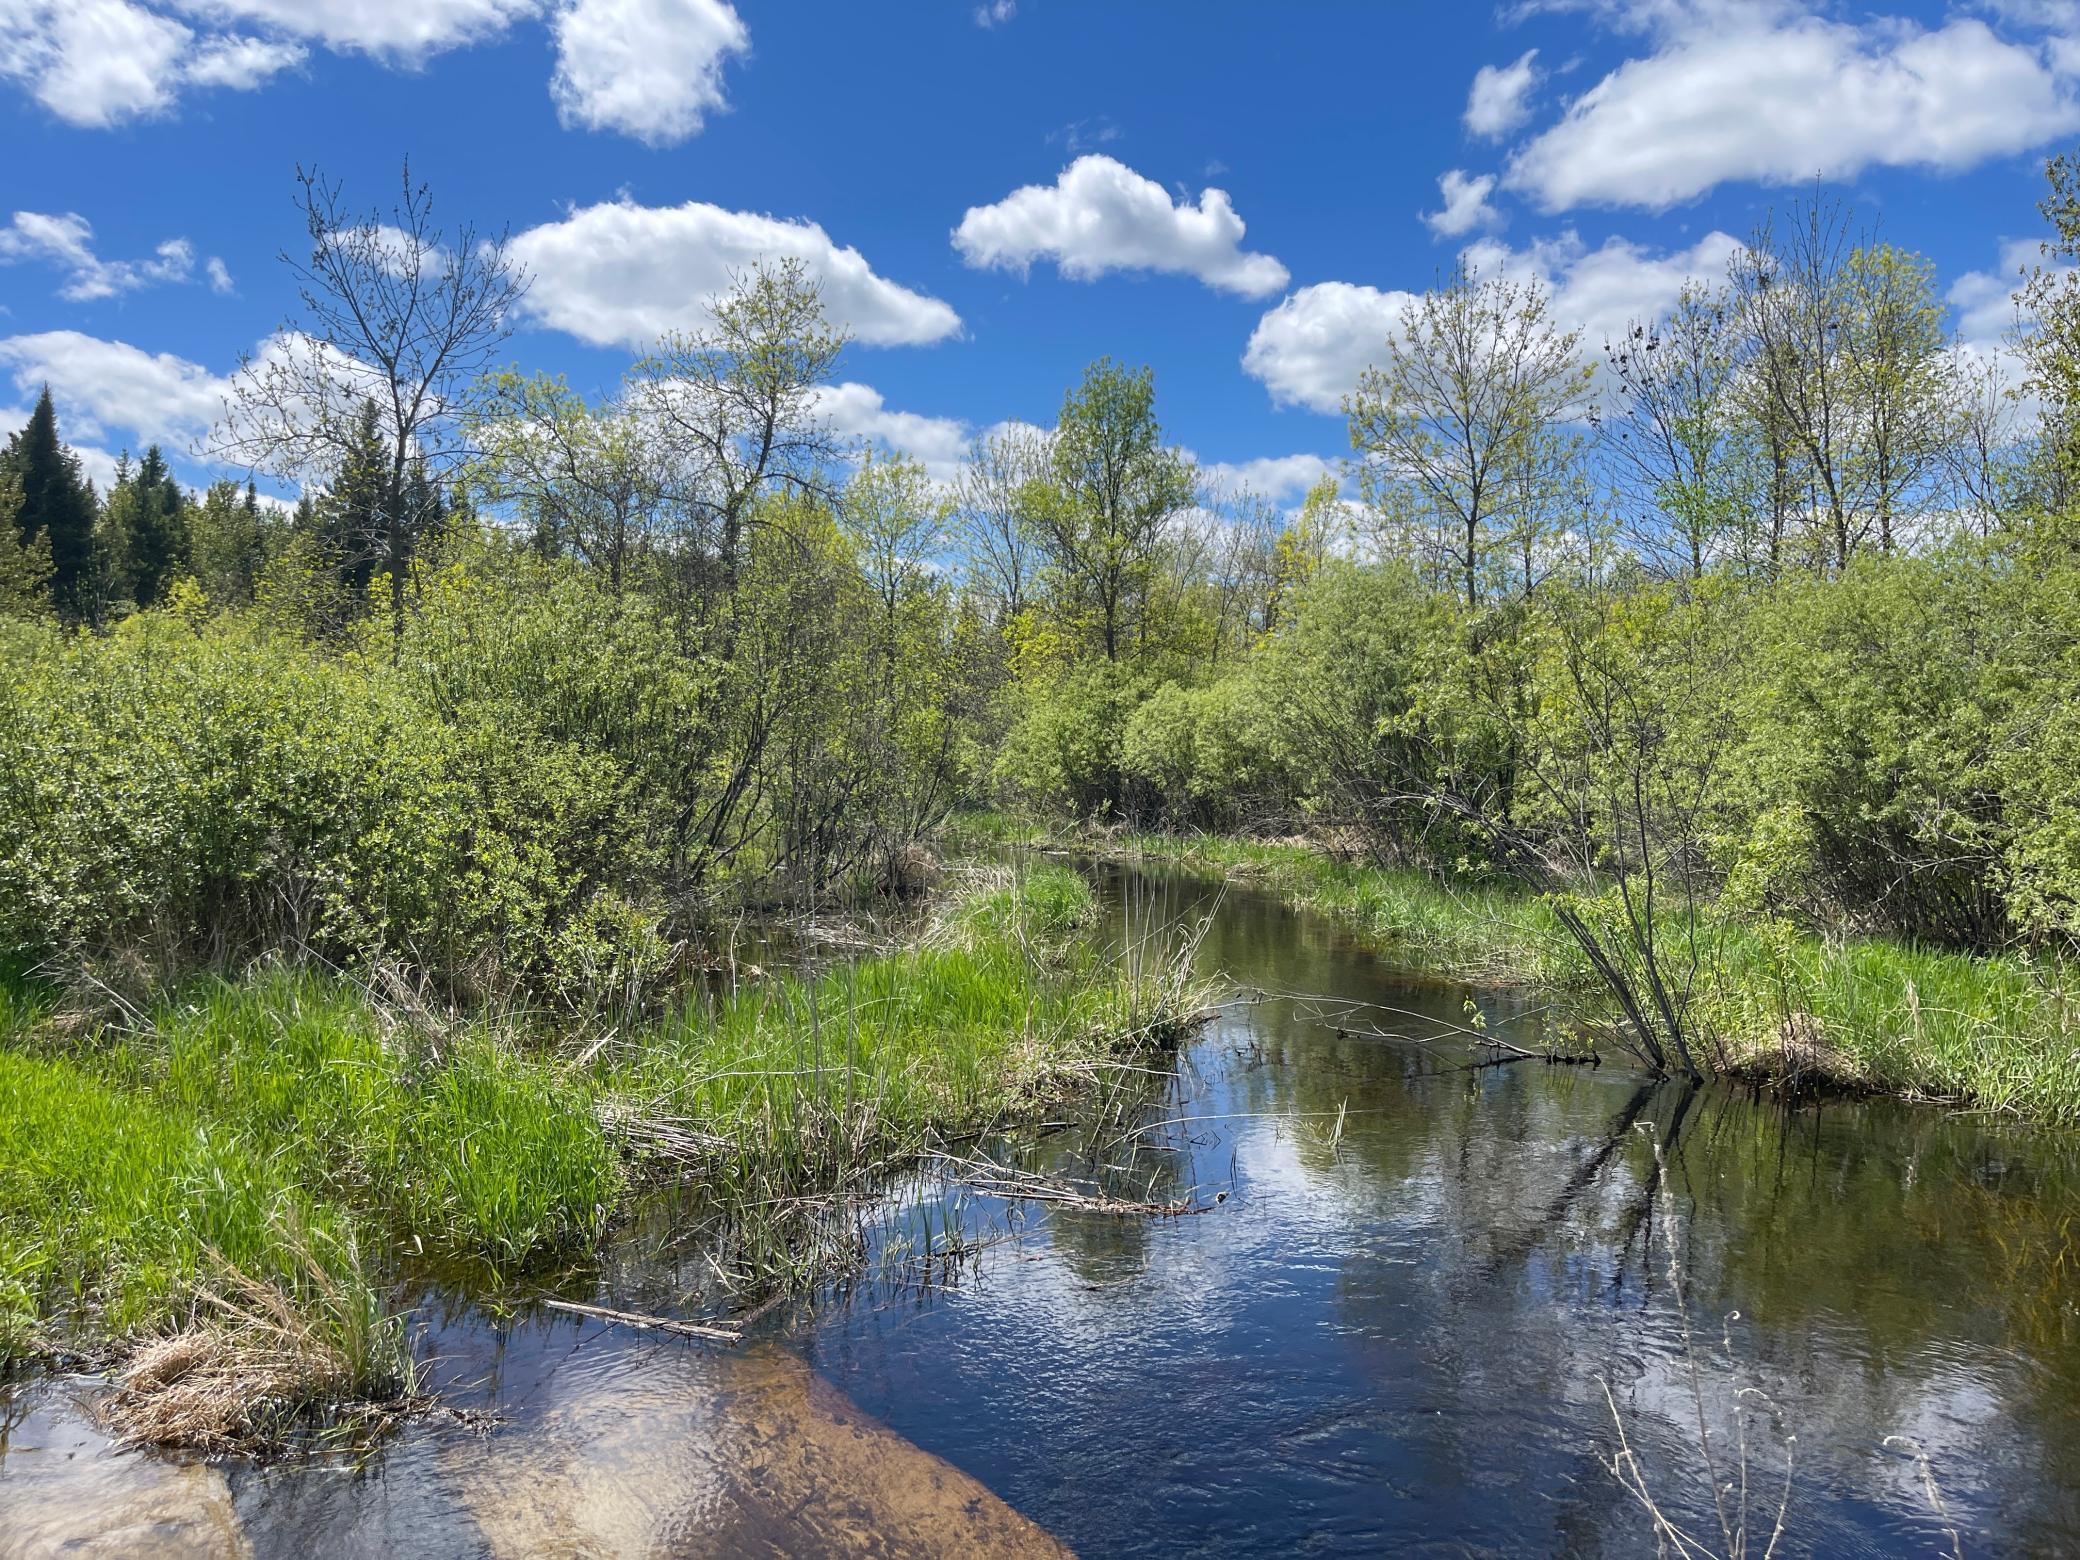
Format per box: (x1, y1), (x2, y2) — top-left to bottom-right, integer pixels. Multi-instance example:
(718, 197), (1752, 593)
(0, 1381), (246, 1560)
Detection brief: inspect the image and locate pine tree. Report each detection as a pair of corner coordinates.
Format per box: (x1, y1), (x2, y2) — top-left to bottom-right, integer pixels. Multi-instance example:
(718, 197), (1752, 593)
(1, 388), (97, 621)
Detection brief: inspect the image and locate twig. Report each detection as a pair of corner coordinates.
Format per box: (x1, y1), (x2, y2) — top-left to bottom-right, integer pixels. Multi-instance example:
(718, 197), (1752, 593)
(539, 1298), (742, 1344)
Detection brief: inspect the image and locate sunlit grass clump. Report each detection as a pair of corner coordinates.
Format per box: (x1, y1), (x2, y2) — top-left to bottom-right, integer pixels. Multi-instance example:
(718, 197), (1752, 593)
(603, 864), (1186, 1197)
(0, 864), (1210, 1435)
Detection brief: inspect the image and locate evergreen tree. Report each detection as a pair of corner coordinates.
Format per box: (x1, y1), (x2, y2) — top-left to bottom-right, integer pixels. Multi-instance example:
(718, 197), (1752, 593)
(120, 446), (191, 608)
(98, 451), (135, 611)
(191, 478), (274, 606)
(0, 466), (53, 616)
(315, 400), (394, 605)
(1, 388), (97, 621)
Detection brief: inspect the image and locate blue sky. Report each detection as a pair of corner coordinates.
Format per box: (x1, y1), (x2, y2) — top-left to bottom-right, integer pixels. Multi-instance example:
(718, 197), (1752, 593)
(0, 0), (2074, 506)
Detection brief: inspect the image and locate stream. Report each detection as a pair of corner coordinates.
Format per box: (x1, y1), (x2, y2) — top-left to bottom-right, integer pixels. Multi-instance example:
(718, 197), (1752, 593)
(5, 862), (2079, 1555)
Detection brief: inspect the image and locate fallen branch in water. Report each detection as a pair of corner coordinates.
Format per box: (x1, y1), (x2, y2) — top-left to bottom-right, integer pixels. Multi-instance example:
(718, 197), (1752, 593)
(1461, 1036), (1602, 1071)
(931, 1154), (1228, 1217)
(540, 1298), (743, 1344)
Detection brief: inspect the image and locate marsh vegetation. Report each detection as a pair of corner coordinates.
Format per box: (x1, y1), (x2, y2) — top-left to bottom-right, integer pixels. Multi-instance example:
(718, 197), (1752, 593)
(5, 155), (2080, 1539)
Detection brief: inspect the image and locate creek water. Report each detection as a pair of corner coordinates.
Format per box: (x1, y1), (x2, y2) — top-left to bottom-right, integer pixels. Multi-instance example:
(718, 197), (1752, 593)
(5, 863), (2079, 1556)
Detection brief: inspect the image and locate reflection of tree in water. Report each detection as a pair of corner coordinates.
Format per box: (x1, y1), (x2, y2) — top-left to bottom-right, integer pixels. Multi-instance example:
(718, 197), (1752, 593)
(982, 866), (2080, 1548)
(1290, 1025), (2080, 1549)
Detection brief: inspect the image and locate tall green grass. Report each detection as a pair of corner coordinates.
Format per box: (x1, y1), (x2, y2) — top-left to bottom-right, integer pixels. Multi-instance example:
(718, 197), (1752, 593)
(0, 863), (1204, 1388)
(602, 865), (1153, 1192)
(969, 818), (2080, 1124)
(77, 971), (624, 1266)
(0, 1046), (363, 1348)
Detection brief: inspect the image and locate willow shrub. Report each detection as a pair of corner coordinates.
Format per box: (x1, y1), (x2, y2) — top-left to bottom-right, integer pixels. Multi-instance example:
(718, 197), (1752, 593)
(0, 600), (667, 999)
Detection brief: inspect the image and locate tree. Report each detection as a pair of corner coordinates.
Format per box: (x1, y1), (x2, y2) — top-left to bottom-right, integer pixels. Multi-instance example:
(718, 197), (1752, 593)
(1733, 204), (1967, 570)
(1346, 266), (1594, 607)
(1035, 359), (1197, 661)
(1516, 582), (1742, 1078)
(1598, 282), (1757, 580)
(191, 480), (275, 606)
(841, 452), (949, 646)
(1195, 478), (1281, 662)
(839, 454), (969, 844)
(106, 445), (190, 608)
(2022, 151), (2080, 474)
(629, 259), (847, 610)
(1, 388), (97, 622)
(954, 421), (1050, 622)
(212, 162), (527, 628)
(1264, 475), (1336, 633)
(1837, 243), (1963, 552)
(472, 372), (672, 596)
(0, 466), (53, 616)
(312, 400), (394, 609)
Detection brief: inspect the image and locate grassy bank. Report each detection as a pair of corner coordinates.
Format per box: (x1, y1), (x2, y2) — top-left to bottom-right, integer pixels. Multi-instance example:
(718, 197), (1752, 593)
(947, 815), (2080, 1126)
(0, 864), (1202, 1442)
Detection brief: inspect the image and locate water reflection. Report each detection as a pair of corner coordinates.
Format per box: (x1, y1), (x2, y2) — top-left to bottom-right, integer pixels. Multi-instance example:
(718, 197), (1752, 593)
(8, 864), (2080, 1555)
(811, 865), (2080, 1555)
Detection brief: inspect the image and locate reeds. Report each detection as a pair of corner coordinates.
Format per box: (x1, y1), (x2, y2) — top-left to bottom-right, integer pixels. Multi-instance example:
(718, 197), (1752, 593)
(104, 1223), (413, 1454)
(589, 862), (1218, 1299)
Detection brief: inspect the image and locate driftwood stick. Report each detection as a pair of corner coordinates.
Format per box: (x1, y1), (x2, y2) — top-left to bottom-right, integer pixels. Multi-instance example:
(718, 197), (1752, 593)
(541, 1297), (743, 1344)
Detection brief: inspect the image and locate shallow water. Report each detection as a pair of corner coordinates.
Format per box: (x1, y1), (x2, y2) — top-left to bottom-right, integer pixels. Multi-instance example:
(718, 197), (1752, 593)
(7, 863), (2080, 1555)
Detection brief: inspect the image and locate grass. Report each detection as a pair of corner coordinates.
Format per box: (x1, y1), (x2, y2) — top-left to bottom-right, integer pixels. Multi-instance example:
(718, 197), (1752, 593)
(102, 1225), (414, 1454)
(0, 862), (1211, 1440)
(594, 862), (1206, 1288)
(956, 813), (2080, 1125)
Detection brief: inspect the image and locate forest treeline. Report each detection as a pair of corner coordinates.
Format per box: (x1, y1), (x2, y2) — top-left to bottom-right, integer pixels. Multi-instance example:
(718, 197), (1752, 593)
(7, 163), (2080, 1057)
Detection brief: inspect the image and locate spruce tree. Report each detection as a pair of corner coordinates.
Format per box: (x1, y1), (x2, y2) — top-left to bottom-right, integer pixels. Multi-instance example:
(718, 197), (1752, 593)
(123, 446), (191, 608)
(1, 388), (97, 621)
(191, 477), (272, 606)
(316, 400), (393, 604)
(0, 467), (53, 616)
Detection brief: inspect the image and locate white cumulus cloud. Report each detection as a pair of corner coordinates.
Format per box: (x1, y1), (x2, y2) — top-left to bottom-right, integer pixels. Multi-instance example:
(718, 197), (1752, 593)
(1466, 49), (1541, 139)
(180, 30), (306, 88)
(1424, 171), (1503, 238)
(0, 0), (455, 127)
(549, 0), (748, 146)
(813, 382), (972, 485)
(1505, 11), (2080, 211)
(0, 211), (229, 302)
(1460, 229), (1745, 359)
(953, 155), (1290, 298)
(169, 0), (537, 59)
(1948, 235), (2060, 396)
(1242, 282), (1423, 414)
(1949, 238), (2035, 350)
(1242, 229), (1743, 414)
(0, 0), (745, 139)
(0, 329), (231, 453)
(0, 0), (193, 127)
(511, 198), (962, 350)
(1198, 453), (1337, 503)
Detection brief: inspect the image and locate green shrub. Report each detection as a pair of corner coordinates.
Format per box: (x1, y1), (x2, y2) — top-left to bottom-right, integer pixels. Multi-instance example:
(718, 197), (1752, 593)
(0, 592), (674, 999)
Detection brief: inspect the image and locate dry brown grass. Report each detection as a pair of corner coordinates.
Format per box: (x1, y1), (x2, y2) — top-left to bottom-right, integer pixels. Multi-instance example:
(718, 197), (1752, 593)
(1725, 1012), (1872, 1094)
(102, 1235), (416, 1454)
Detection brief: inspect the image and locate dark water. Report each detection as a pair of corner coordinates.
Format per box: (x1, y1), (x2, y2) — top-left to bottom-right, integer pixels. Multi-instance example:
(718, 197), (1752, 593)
(6, 864), (2080, 1556)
